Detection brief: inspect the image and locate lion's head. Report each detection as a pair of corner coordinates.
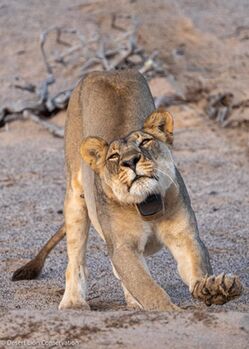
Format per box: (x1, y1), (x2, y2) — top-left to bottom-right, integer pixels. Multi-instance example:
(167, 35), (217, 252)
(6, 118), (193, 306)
(80, 110), (176, 213)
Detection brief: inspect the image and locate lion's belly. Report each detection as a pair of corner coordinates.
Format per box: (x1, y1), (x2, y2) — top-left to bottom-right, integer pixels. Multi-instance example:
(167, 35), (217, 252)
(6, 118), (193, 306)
(144, 235), (163, 256)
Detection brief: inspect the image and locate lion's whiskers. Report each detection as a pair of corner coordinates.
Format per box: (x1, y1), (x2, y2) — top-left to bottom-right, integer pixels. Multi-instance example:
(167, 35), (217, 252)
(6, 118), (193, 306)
(155, 167), (178, 188)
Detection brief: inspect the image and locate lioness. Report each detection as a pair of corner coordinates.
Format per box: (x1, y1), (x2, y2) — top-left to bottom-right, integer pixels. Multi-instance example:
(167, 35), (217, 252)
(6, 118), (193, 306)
(13, 70), (242, 310)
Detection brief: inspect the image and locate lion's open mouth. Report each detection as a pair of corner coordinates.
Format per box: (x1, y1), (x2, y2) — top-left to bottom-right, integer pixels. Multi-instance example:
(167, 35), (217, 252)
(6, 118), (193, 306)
(136, 193), (163, 218)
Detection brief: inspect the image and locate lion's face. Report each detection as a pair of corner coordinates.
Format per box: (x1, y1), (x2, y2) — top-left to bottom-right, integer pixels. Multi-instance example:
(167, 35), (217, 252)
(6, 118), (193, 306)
(102, 130), (175, 204)
(80, 109), (176, 205)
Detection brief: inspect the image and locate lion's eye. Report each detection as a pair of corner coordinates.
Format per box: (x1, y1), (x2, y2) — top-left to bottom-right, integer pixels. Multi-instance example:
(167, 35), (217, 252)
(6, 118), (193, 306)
(140, 138), (152, 147)
(108, 153), (120, 161)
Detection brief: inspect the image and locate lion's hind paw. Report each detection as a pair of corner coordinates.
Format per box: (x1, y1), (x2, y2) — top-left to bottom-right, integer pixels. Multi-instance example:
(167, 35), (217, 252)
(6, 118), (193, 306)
(192, 273), (242, 306)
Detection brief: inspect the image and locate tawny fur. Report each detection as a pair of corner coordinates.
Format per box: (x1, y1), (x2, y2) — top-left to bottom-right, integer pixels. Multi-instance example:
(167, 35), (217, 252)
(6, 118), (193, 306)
(12, 70), (242, 311)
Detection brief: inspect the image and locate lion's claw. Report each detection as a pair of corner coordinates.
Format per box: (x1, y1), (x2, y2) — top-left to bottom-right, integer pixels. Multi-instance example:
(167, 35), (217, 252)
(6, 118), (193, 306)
(192, 273), (242, 306)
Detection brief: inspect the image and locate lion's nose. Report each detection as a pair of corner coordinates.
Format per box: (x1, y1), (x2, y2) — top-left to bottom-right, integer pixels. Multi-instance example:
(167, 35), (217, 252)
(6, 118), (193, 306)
(121, 154), (141, 171)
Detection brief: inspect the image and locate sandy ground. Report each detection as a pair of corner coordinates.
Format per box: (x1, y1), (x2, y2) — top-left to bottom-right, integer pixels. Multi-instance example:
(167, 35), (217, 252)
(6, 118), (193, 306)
(0, 1), (249, 348)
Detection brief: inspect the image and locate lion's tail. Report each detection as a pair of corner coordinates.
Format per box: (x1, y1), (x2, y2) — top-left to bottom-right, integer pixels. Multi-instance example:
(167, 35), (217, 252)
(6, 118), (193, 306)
(12, 224), (66, 281)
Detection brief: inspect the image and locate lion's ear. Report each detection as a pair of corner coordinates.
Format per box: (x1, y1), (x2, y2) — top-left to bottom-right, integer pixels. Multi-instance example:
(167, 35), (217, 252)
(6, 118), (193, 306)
(80, 137), (108, 173)
(143, 109), (174, 144)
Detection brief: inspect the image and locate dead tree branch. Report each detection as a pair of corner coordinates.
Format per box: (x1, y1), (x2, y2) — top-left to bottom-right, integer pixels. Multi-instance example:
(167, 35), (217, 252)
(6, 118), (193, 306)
(23, 110), (64, 138)
(0, 15), (166, 135)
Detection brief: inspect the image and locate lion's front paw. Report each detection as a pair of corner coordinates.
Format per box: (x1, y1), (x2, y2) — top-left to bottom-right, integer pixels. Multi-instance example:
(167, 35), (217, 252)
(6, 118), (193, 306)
(59, 295), (90, 311)
(125, 298), (142, 311)
(191, 273), (242, 306)
(123, 289), (143, 310)
(143, 299), (181, 312)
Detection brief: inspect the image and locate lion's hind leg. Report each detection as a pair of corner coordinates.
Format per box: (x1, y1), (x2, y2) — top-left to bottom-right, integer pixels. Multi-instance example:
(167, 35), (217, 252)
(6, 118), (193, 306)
(59, 173), (90, 311)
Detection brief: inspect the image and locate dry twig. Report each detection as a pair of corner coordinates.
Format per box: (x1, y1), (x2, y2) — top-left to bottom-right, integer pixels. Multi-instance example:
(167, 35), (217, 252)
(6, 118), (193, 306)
(23, 110), (64, 138)
(0, 15), (165, 136)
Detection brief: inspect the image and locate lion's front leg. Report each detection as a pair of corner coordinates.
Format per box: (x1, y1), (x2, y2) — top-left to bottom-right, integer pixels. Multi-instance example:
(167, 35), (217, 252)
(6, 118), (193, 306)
(156, 208), (242, 306)
(112, 259), (153, 310)
(111, 244), (179, 311)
